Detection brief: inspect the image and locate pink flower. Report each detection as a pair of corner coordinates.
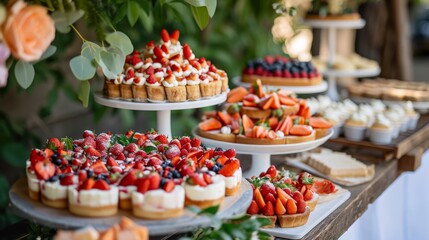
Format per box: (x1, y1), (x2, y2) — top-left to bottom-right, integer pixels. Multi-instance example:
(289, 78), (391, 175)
(0, 43), (10, 88)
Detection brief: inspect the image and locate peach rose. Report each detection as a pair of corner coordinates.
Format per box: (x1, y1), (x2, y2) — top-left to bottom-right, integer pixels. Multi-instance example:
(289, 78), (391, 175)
(1, 1), (55, 62)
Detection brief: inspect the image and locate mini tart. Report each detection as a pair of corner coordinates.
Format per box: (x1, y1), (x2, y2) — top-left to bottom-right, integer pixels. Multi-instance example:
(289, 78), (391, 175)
(241, 74), (322, 86)
(132, 186), (185, 220)
(198, 129), (236, 143)
(200, 82), (216, 98)
(277, 207), (310, 228)
(132, 85), (147, 102)
(305, 13), (361, 21)
(68, 187), (119, 217)
(314, 127), (332, 139)
(118, 185), (137, 210)
(146, 86), (166, 101)
(256, 215), (277, 228)
(184, 175), (225, 209)
(236, 135), (285, 145)
(26, 169), (40, 201)
(221, 167), (242, 196)
(120, 84), (133, 100)
(186, 84), (201, 100)
(240, 107), (272, 120)
(306, 193), (319, 212)
(104, 80), (120, 99)
(214, 80), (222, 95)
(286, 131), (316, 144)
(217, 70), (229, 92)
(40, 180), (69, 209)
(165, 85), (187, 102)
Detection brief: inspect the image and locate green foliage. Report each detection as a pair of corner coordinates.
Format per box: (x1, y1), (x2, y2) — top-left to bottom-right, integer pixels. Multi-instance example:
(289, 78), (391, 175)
(14, 61), (35, 89)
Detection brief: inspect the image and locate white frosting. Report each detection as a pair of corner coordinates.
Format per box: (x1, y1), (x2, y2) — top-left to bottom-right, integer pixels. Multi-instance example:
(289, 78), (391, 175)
(134, 76), (146, 86)
(132, 186), (184, 211)
(152, 63), (162, 69)
(155, 71), (165, 79)
(184, 175), (225, 201)
(173, 71), (183, 78)
(322, 109), (343, 124)
(169, 44), (182, 57)
(343, 99), (358, 113)
(27, 173), (40, 192)
(200, 78), (210, 85)
(40, 181), (68, 200)
(119, 185), (137, 199)
(145, 81), (161, 87)
(134, 62), (143, 69)
(371, 100), (386, 113)
(177, 79), (187, 86)
(317, 95), (332, 110)
(183, 69), (192, 77)
(163, 79), (178, 87)
(161, 40), (171, 47)
(349, 112), (367, 124)
(114, 74), (124, 84)
(374, 114), (392, 128)
(220, 126), (231, 134)
(186, 78), (200, 85)
(384, 110), (401, 122)
(143, 62), (152, 70)
(306, 98), (319, 116)
(68, 186), (118, 207)
(222, 168), (242, 189)
(402, 101), (415, 113)
(123, 77), (133, 85)
(276, 130), (285, 138)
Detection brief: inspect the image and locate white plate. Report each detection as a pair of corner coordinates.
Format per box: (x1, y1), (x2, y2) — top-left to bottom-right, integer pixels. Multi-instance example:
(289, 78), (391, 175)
(304, 18), (366, 29)
(94, 92), (227, 111)
(350, 96), (429, 113)
(261, 190), (351, 239)
(232, 76), (328, 94)
(321, 67), (380, 78)
(193, 128), (333, 155)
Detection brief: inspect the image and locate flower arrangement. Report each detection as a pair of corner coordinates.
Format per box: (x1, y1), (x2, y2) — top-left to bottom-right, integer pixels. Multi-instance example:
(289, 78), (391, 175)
(0, 0), (217, 106)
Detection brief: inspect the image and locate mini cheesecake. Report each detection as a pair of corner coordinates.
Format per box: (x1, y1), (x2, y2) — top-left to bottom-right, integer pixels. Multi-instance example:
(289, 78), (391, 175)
(221, 167), (242, 196)
(40, 174), (76, 209)
(184, 174), (225, 209)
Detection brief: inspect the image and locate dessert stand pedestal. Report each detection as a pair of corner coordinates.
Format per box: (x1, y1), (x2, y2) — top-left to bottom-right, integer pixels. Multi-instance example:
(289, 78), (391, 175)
(94, 92), (227, 138)
(306, 19), (380, 100)
(193, 128), (333, 177)
(232, 76), (328, 95)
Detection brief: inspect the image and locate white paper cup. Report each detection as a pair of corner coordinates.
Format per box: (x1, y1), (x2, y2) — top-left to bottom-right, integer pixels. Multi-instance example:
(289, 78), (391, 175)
(391, 122), (401, 138)
(331, 124), (342, 138)
(400, 120), (408, 132)
(344, 124), (367, 141)
(408, 113), (420, 130)
(369, 128), (393, 145)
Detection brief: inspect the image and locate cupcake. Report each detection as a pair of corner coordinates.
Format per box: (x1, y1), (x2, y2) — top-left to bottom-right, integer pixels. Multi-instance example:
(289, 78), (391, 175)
(163, 70), (186, 102)
(321, 109), (343, 138)
(199, 74), (216, 98)
(402, 101), (420, 130)
(370, 99), (386, 113)
(186, 74), (201, 101)
(389, 105), (408, 132)
(132, 73), (147, 102)
(145, 73), (166, 101)
(344, 112), (368, 141)
(384, 110), (402, 138)
(104, 75), (122, 99)
(121, 68), (134, 100)
(217, 69), (229, 93)
(369, 114), (394, 144)
(342, 99), (358, 114)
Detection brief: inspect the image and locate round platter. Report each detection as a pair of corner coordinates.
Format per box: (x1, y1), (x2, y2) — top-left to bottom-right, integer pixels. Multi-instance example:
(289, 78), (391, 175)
(350, 96), (429, 114)
(232, 76), (328, 94)
(304, 18), (366, 29)
(94, 92), (227, 111)
(321, 67), (380, 78)
(193, 128), (333, 155)
(9, 177), (252, 236)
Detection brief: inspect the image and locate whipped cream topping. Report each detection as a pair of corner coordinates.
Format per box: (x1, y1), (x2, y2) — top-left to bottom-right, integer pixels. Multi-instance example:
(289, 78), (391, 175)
(222, 167), (242, 189)
(322, 109), (342, 124)
(276, 130), (285, 138)
(384, 110), (401, 123)
(123, 77), (134, 85)
(152, 62), (162, 69)
(133, 75), (146, 86)
(348, 112), (367, 124)
(186, 74), (200, 85)
(343, 99), (358, 112)
(169, 43), (182, 57)
(163, 74), (178, 87)
(27, 173), (40, 192)
(132, 186), (184, 211)
(40, 181), (69, 200)
(371, 100), (386, 113)
(114, 74), (124, 85)
(373, 114), (392, 128)
(220, 126), (231, 134)
(68, 187), (118, 207)
(185, 175), (225, 201)
(306, 98), (319, 116)
(317, 95), (332, 110)
(402, 101), (415, 114)
(177, 78), (187, 86)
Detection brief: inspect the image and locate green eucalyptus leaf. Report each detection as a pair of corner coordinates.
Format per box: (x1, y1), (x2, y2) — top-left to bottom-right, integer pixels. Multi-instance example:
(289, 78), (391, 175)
(78, 80), (90, 107)
(69, 56), (96, 80)
(81, 41), (101, 62)
(191, 6), (210, 30)
(99, 47), (125, 76)
(36, 45), (57, 62)
(105, 32), (133, 55)
(113, 4), (127, 24)
(15, 60), (34, 89)
(138, 7), (154, 32)
(127, 1), (140, 26)
(139, 0), (152, 15)
(185, 0), (216, 17)
(51, 10), (85, 33)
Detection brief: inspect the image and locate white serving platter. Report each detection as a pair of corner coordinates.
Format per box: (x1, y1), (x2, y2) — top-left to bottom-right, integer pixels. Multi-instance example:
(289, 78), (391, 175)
(305, 18), (366, 29)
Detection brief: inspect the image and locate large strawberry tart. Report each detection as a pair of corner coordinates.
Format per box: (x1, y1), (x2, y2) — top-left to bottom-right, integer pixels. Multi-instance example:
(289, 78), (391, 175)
(104, 29), (229, 102)
(26, 130), (242, 219)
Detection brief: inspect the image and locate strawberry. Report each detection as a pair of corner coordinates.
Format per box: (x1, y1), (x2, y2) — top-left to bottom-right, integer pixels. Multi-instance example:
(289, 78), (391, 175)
(165, 145), (180, 159)
(284, 187), (292, 196)
(304, 189), (314, 201)
(209, 64), (217, 73)
(179, 136), (191, 146)
(161, 29), (170, 42)
(30, 149), (46, 169)
(93, 179), (110, 190)
(204, 159), (214, 170)
(62, 166), (73, 174)
(90, 160), (108, 175)
(133, 161), (145, 170)
(59, 174), (74, 186)
(216, 155), (228, 165)
(275, 198), (286, 215)
(260, 182), (276, 197)
(136, 177), (150, 194)
(203, 172), (212, 184)
(124, 143), (138, 154)
(161, 44), (169, 54)
(116, 152), (126, 160)
(148, 172), (161, 190)
(147, 157), (162, 167)
(145, 65), (154, 75)
(169, 139), (181, 148)
(254, 188), (266, 209)
(111, 166), (122, 173)
(146, 40), (154, 48)
(44, 148), (54, 158)
(264, 56), (275, 65)
(218, 158), (240, 177)
(78, 170), (87, 183)
(224, 149), (236, 158)
(106, 157), (118, 167)
(83, 130), (95, 139)
(297, 200), (307, 214)
(47, 138), (62, 149)
(155, 134), (168, 144)
(286, 199), (297, 214)
(247, 200), (259, 215)
(292, 191), (304, 202)
(82, 137), (96, 148)
(188, 173), (207, 187)
(79, 178), (95, 191)
(264, 193), (276, 205)
(266, 165), (277, 179)
(132, 55), (142, 67)
(85, 147), (101, 157)
(119, 170), (138, 186)
(179, 165), (194, 176)
(261, 201), (275, 216)
(190, 138), (201, 148)
(153, 46), (164, 59)
(34, 161), (55, 180)
(171, 30), (180, 41)
(183, 44), (192, 59)
(109, 143), (124, 156)
(180, 148), (188, 157)
(162, 179), (175, 192)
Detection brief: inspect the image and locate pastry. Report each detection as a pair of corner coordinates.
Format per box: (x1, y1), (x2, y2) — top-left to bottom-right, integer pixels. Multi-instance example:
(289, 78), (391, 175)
(184, 173), (225, 209)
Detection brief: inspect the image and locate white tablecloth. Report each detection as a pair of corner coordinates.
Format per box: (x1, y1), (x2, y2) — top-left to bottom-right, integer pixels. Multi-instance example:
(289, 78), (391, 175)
(340, 151), (429, 240)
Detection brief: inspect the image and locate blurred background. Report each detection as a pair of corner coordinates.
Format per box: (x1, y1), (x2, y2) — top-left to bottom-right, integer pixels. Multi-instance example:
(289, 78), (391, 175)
(1, 0), (429, 228)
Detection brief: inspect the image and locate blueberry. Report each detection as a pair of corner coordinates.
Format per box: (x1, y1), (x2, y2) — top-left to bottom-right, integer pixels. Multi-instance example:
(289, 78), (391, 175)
(172, 170), (181, 178)
(53, 158), (62, 166)
(48, 175), (60, 182)
(215, 147), (224, 152)
(212, 165), (220, 173)
(166, 172), (173, 179)
(160, 178), (167, 187)
(215, 163), (223, 168)
(201, 144), (208, 150)
(86, 169), (94, 178)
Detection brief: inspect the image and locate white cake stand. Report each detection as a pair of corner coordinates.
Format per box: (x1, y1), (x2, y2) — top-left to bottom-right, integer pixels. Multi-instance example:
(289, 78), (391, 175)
(193, 128), (333, 177)
(94, 92), (227, 138)
(232, 76), (328, 94)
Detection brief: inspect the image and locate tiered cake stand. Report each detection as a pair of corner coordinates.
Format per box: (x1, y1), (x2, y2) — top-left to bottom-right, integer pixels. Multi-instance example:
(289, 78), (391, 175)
(306, 18), (380, 100)
(194, 129), (333, 177)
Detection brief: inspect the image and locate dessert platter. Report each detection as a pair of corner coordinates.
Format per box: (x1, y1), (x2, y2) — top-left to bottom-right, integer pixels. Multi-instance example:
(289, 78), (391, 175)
(347, 78), (429, 113)
(194, 80), (333, 177)
(9, 130), (252, 235)
(95, 29), (228, 137)
(312, 54), (380, 78)
(233, 56), (328, 94)
(305, 0), (365, 26)
(245, 165), (350, 239)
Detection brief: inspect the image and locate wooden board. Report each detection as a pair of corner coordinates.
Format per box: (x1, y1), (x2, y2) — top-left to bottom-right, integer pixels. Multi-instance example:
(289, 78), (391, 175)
(326, 114), (429, 162)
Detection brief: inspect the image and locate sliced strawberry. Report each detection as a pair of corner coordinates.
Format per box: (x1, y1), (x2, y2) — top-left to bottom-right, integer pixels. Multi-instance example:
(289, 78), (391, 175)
(254, 188), (266, 209)
(218, 158), (240, 177)
(78, 178), (95, 191)
(190, 138), (201, 148)
(85, 147), (101, 157)
(119, 170), (138, 186)
(275, 198), (286, 215)
(161, 29), (170, 42)
(30, 149), (46, 169)
(162, 179), (175, 192)
(261, 201), (275, 216)
(266, 165), (277, 179)
(183, 44), (192, 59)
(165, 145), (181, 159)
(44, 148), (54, 158)
(106, 157), (118, 167)
(264, 193), (276, 205)
(297, 199), (307, 214)
(147, 172), (161, 190)
(203, 172), (213, 184)
(268, 117), (279, 130)
(60, 174), (74, 186)
(198, 118), (222, 131)
(247, 200), (259, 215)
(259, 95), (274, 110)
(136, 178), (150, 194)
(309, 117), (333, 129)
(292, 191), (304, 202)
(286, 199), (298, 214)
(93, 179), (110, 190)
(155, 134), (169, 144)
(271, 93), (281, 109)
(47, 138), (62, 149)
(124, 143), (138, 154)
(153, 46), (163, 59)
(224, 149), (236, 158)
(34, 161), (55, 180)
(276, 188), (289, 206)
(188, 173), (207, 187)
(90, 160), (108, 175)
(170, 29), (180, 41)
(78, 170), (87, 183)
(169, 139), (181, 148)
(226, 87), (248, 103)
(217, 111), (232, 125)
(242, 114), (254, 133)
(147, 157), (162, 167)
(304, 189), (314, 201)
(312, 179), (336, 194)
(62, 166), (73, 174)
(216, 155), (228, 165)
(289, 125), (313, 136)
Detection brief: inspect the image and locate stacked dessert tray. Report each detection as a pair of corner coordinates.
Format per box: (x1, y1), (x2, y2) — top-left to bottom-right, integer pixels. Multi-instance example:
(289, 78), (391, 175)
(305, 18), (380, 100)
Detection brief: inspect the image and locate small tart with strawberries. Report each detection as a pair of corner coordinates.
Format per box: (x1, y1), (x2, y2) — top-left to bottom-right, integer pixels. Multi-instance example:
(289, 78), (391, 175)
(184, 172), (225, 209)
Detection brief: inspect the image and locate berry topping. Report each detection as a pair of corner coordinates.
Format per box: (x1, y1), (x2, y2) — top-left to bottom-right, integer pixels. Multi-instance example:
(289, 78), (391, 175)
(161, 29), (170, 42)
(170, 30), (180, 41)
(35, 161), (55, 180)
(60, 174), (74, 186)
(93, 179), (110, 190)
